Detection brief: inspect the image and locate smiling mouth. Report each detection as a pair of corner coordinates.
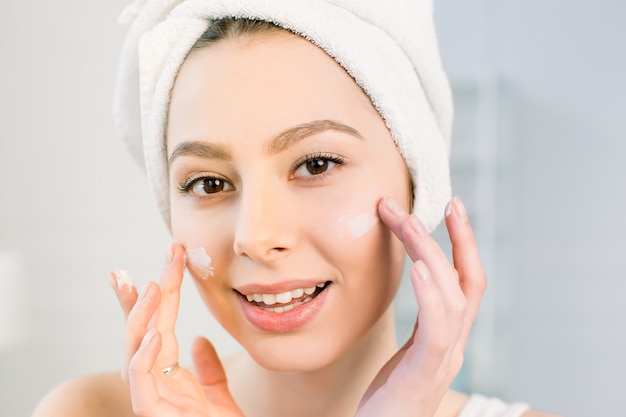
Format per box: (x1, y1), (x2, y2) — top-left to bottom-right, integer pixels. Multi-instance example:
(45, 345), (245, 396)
(240, 281), (331, 313)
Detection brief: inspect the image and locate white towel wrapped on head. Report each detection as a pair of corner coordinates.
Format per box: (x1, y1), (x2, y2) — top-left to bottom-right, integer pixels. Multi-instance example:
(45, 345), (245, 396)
(114, 0), (453, 233)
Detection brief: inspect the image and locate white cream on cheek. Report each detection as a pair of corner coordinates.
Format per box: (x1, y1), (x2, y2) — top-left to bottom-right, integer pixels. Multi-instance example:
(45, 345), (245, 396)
(186, 247), (215, 280)
(337, 207), (379, 240)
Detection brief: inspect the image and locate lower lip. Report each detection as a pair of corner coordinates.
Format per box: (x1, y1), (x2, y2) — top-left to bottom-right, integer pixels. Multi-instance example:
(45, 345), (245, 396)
(238, 286), (330, 333)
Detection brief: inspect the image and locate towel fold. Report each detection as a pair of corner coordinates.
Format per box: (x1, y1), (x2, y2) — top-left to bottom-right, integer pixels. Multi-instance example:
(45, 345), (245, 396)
(114, 0), (453, 232)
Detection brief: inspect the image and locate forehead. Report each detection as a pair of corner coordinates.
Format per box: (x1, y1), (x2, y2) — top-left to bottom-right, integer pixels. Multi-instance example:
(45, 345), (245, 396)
(166, 30), (382, 149)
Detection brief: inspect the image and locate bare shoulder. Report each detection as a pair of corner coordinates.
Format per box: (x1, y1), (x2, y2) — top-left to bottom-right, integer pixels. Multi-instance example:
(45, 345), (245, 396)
(521, 410), (563, 417)
(32, 372), (134, 417)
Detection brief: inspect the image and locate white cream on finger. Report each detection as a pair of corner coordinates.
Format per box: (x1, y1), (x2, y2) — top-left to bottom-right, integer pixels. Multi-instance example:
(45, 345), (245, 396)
(111, 268), (134, 292)
(186, 247), (215, 280)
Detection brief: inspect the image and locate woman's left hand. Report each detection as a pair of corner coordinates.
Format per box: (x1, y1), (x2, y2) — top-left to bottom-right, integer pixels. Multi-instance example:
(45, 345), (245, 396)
(355, 196), (487, 417)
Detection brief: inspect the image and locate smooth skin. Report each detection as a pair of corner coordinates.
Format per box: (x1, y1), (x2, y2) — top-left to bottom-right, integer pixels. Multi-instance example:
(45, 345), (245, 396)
(34, 200), (558, 417)
(33, 30), (560, 417)
(123, 197), (480, 417)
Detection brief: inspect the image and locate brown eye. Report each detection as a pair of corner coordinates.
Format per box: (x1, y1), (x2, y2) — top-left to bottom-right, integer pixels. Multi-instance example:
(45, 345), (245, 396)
(306, 159), (329, 175)
(294, 154), (344, 178)
(190, 177), (232, 195)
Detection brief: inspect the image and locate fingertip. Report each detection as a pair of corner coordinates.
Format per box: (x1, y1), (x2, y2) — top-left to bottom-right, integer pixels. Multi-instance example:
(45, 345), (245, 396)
(165, 244), (187, 281)
(192, 336), (215, 359)
(110, 268), (135, 293)
(141, 328), (158, 349)
(381, 196), (408, 217)
(445, 197), (468, 222)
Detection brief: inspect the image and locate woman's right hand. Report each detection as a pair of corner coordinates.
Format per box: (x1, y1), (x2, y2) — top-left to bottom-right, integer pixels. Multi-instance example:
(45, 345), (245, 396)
(110, 244), (245, 417)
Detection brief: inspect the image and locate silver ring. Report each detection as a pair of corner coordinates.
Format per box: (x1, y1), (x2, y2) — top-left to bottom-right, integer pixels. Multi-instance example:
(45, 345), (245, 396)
(161, 362), (179, 376)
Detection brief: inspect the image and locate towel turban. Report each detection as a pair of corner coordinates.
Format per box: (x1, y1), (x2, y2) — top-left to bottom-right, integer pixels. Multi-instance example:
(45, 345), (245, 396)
(114, 0), (453, 232)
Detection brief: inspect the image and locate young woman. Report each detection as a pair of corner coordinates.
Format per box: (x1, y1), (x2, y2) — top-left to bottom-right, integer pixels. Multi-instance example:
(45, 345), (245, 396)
(34, 2), (560, 416)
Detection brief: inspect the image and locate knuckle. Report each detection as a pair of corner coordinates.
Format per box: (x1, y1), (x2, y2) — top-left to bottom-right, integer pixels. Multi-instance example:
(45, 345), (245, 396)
(427, 336), (450, 358)
(478, 273), (488, 293)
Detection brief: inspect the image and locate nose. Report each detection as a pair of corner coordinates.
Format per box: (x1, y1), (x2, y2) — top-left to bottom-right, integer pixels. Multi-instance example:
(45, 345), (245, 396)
(233, 186), (296, 262)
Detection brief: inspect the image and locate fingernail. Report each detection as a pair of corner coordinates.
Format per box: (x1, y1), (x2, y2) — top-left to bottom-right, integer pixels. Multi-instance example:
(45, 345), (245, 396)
(415, 261), (431, 282)
(111, 268), (134, 293)
(453, 197), (467, 220)
(139, 282), (152, 300)
(166, 244), (176, 265)
(445, 197), (468, 221)
(142, 328), (157, 347)
(384, 197), (407, 216)
(409, 215), (428, 236)
(444, 199), (453, 218)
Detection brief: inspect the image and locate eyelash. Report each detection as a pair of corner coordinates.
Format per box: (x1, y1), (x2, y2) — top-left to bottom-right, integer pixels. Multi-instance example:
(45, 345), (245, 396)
(177, 152), (345, 197)
(177, 173), (231, 195)
(292, 152), (345, 178)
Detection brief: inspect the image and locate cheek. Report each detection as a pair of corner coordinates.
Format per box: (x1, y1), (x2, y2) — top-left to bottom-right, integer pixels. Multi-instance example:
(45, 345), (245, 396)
(303, 185), (404, 277)
(170, 204), (233, 282)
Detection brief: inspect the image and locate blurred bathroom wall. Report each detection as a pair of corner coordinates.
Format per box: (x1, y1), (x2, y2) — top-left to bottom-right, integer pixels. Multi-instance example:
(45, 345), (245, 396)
(432, 0), (626, 416)
(0, 0), (624, 416)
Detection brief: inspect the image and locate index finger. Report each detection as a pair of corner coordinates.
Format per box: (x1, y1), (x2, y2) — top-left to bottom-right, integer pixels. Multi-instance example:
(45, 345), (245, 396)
(153, 244), (186, 334)
(444, 197), (487, 310)
(444, 197), (487, 347)
(110, 269), (139, 320)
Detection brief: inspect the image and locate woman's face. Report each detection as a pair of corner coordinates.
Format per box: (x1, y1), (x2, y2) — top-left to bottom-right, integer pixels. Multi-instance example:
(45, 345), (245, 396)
(167, 30), (411, 371)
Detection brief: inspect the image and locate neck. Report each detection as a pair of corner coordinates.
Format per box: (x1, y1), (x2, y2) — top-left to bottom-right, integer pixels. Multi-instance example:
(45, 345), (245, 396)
(228, 305), (398, 417)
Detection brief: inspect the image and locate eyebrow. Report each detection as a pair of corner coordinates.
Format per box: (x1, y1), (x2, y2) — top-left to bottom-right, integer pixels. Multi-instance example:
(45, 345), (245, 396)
(265, 119), (363, 155)
(168, 119), (363, 165)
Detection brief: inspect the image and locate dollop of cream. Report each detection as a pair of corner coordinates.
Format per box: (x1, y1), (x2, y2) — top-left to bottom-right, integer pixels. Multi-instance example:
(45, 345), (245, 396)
(337, 208), (379, 240)
(186, 247), (215, 280)
(111, 268), (134, 292)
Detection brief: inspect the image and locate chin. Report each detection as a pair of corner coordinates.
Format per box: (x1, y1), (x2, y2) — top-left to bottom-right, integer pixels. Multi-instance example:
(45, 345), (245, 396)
(246, 334), (353, 373)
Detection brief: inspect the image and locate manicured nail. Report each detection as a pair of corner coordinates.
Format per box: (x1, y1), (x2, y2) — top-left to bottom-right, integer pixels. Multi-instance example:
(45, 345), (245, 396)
(166, 244), (176, 265)
(409, 215), (428, 236)
(445, 197), (468, 221)
(384, 197), (407, 216)
(415, 261), (431, 282)
(453, 197), (467, 220)
(444, 199), (453, 218)
(139, 282), (152, 300)
(142, 328), (157, 347)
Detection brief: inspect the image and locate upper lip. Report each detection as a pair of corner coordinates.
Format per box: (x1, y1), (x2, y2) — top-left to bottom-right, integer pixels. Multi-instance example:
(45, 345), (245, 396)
(235, 279), (329, 295)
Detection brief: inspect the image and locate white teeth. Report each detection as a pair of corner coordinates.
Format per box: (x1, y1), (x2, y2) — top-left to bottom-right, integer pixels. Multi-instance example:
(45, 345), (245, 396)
(245, 283), (328, 308)
(262, 293), (277, 305)
(283, 304), (296, 312)
(275, 291), (293, 304)
(259, 298), (313, 313)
